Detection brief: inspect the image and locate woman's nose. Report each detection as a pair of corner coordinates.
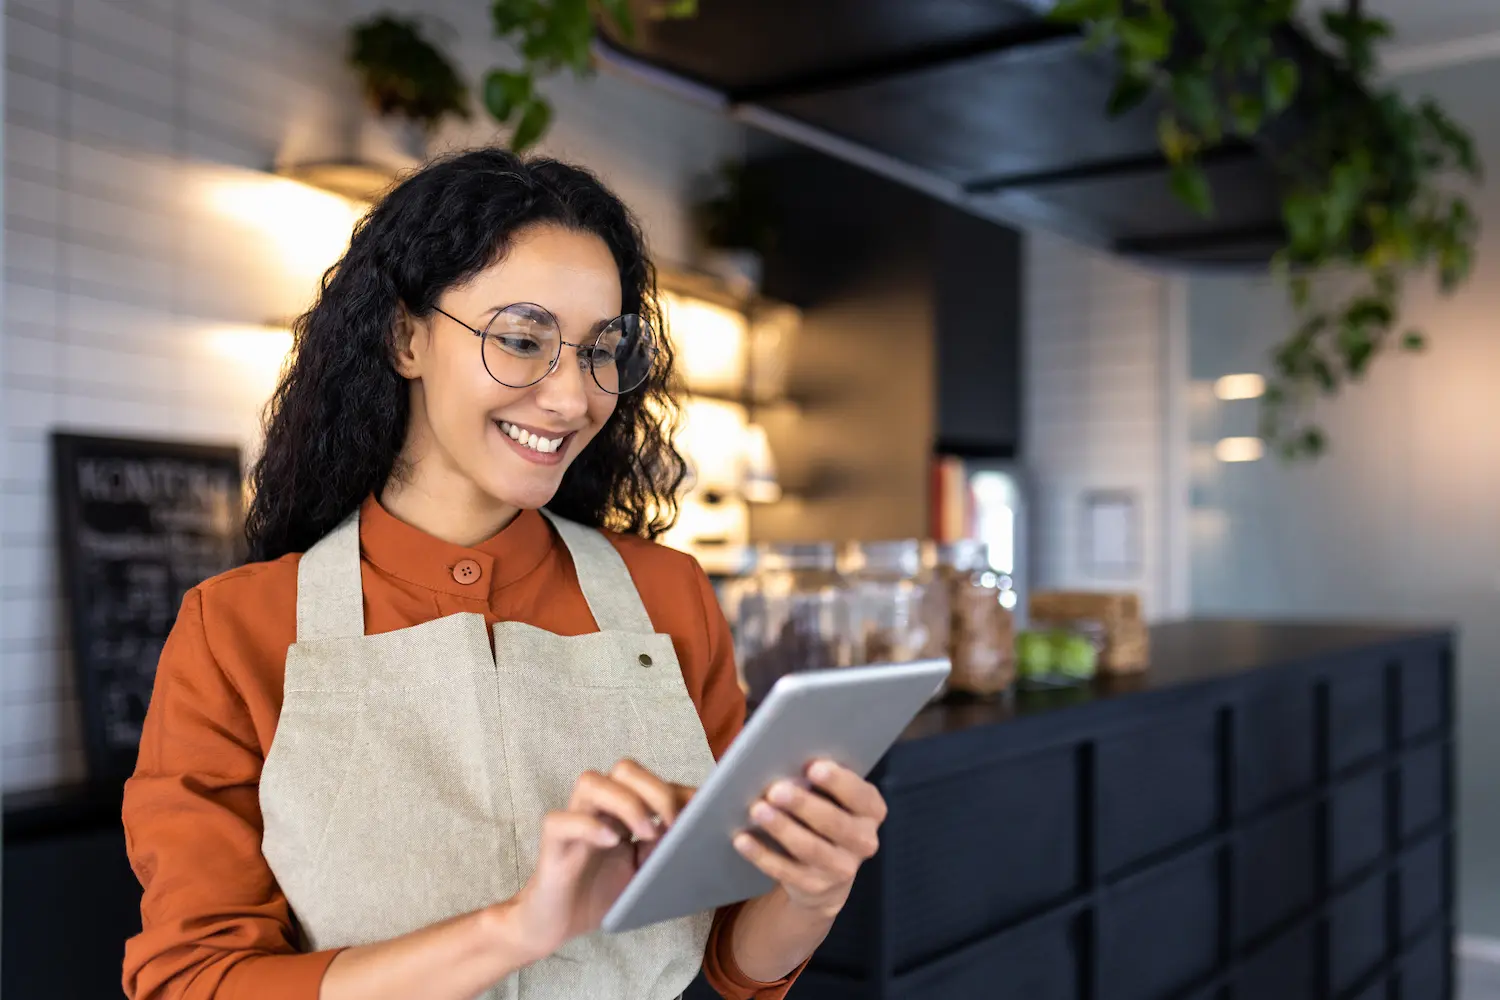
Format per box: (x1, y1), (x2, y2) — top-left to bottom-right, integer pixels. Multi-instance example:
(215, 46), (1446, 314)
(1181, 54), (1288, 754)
(533, 345), (592, 419)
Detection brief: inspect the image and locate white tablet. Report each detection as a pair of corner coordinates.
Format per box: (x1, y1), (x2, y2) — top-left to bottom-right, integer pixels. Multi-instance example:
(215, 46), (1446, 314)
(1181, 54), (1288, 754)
(601, 659), (950, 934)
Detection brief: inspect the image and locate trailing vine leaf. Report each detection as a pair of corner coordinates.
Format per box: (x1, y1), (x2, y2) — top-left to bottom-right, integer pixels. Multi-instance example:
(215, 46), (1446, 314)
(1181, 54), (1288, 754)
(1107, 73), (1153, 117)
(1228, 92), (1264, 137)
(649, 0), (699, 17)
(1049, 0), (1118, 22)
(483, 69), (532, 124)
(483, 0), (697, 151)
(1050, 0), (1480, 460)
(1264, 58), (1299, 114)
(1170, 161), (1213, 217)
(511, 96), (553, 151)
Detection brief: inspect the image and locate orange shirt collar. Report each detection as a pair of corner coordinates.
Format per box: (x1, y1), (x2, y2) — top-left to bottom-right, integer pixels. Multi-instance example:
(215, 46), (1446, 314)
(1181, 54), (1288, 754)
(357, 495), (555, 598)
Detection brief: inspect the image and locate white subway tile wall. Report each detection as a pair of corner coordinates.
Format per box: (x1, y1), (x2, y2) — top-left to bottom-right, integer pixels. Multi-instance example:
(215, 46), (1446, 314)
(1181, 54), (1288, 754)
(1, 0), (344, 792)
(1023, 229), (1171, 620)
(2, 0), (746, 793)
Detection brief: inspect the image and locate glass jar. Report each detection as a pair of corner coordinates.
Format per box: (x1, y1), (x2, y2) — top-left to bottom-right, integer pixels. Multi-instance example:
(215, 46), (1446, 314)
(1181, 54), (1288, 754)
(735, 543), (851, 704)
(846, 540), (936, 665)
(934, 540), (1016, 696)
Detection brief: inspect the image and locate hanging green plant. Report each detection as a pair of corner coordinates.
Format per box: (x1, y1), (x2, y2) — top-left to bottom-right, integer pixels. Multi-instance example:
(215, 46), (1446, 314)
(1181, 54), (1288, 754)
(484, 0), (699, 152)
(1049, 0), (1481, 459)
(348, 13), (471, 132)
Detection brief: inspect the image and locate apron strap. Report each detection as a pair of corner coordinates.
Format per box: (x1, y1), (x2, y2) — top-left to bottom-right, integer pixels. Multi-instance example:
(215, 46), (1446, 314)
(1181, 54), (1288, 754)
(540, 510), (656, 634)
(295, 511), (365, 641)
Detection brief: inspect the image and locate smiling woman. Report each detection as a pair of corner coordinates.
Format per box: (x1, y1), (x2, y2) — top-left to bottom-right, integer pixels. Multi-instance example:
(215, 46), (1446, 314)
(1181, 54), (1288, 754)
(120, 150), (888, 1000)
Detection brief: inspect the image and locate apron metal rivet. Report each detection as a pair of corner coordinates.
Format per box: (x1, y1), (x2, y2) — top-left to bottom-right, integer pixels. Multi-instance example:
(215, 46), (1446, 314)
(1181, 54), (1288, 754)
(638, 653), (653, 667)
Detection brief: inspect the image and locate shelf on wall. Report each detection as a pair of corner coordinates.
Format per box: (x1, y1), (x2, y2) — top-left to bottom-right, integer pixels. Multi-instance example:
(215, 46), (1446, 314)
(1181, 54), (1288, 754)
(274, 159), (404, 205)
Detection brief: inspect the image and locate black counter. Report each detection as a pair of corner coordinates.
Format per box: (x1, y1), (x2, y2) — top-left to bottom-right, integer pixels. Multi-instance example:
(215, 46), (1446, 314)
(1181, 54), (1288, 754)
(8, 620), (1456, 1000)
(768, 619), (1457, 1000)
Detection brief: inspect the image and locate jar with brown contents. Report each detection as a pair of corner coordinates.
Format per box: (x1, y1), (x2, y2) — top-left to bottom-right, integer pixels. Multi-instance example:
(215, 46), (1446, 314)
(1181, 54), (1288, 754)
(734, 543), (851, 705)
(933, 540), (1015, 696)
(846, 540), (934, 666)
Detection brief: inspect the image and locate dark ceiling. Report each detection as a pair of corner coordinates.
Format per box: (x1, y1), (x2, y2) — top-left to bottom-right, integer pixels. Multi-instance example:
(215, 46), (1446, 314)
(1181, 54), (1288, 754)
(596, 0), (1294, 266)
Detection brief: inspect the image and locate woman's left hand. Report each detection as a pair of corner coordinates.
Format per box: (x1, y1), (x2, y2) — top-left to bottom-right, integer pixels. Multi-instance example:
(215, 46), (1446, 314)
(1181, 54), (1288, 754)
(733, 759), (887, 919)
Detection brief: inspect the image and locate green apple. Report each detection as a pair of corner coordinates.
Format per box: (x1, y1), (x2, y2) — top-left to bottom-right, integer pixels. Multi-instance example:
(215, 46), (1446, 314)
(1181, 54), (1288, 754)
(1052, 632), (1097, 679)
(1015, 630), (1053, 677)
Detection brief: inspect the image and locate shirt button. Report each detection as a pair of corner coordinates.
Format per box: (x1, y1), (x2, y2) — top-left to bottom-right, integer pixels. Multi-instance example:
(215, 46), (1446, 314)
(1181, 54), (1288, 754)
(452, 558), (483, 585)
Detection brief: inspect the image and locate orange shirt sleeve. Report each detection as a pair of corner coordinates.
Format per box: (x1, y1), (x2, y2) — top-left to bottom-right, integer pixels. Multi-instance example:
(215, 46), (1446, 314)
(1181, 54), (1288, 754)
(122, 587), (339, 1000)
(686, 563), (808, 1000)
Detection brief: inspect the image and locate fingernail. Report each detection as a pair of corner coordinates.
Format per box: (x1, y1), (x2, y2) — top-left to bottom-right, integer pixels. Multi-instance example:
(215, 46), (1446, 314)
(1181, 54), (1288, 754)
(810, 761), (835, 781)
(734, 833), (754, 853)
(751, 802), (776, 824)
(769, 782), (796, 805)
(600, 830), (620, 847)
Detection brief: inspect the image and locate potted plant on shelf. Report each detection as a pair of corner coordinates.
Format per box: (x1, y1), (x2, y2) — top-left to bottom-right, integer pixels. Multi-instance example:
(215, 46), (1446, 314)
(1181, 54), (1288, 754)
(347, 13), (470, 167)
(692, 160), (780, 298)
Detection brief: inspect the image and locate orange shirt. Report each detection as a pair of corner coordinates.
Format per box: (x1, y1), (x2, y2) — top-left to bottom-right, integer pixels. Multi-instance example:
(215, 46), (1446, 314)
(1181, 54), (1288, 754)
(122, 497), (797, 1000)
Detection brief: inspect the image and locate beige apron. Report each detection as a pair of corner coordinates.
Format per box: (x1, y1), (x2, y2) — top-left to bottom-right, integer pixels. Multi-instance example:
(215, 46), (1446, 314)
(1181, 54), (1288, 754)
(259, 509), (717, 1000)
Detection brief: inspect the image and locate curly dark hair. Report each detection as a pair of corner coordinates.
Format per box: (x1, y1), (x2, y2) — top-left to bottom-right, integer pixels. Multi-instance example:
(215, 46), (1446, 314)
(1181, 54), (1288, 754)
(245, 149), (686, 562)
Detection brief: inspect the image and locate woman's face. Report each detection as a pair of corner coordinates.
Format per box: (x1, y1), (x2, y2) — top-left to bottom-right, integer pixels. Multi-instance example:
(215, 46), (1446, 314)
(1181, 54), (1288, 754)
(394, 222), (623, 511)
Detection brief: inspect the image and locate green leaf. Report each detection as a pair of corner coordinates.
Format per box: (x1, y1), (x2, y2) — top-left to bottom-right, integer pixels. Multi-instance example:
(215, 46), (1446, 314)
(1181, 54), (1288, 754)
(1157, 113), (1196, 164)
(1047, 0), (1117, 24)
(1282, 191), (1321, 255)
(1402, 330), (1426, 351)
(1107, 73), (1153, 117)
(1289, 274), (1311, 308)
(1229, 92), (1264, 136)
(510, 95), (552, 151)
(1170, 70), (1219, 138)
(1170, 161), (1214, 217)
(492, 0), (538, 35)
(483, 70), (532, 123)
(1311, 356), (1336, 392)
(1300, 427), (1326, 457)
(1264, 58), (1299, 114)
(1117, 13), (1173, 64)
(649, 0), (699, 18)
(597, 0), (634, 37)
(1337, 321), (1376, 376)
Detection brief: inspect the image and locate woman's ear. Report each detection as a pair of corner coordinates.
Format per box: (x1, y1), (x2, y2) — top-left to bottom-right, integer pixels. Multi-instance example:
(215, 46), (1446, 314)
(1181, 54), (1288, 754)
(390, 307), (423, 379)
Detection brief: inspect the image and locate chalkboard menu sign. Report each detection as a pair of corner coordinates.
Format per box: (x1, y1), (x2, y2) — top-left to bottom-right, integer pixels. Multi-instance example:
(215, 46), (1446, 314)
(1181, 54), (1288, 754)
(52, 433), (244, 781)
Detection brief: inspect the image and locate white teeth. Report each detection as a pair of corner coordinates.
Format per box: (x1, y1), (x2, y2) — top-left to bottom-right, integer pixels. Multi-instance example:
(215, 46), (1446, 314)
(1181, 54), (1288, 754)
(499, 422), (563, 454)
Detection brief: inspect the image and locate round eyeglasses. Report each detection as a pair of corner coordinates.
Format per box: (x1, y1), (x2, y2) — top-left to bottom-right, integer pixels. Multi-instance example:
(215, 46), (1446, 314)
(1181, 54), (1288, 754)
(432, 303), (658, 395)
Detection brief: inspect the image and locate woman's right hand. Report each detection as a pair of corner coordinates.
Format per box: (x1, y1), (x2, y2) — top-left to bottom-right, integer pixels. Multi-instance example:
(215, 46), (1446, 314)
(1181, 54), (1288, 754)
(502, 759), (693, 961)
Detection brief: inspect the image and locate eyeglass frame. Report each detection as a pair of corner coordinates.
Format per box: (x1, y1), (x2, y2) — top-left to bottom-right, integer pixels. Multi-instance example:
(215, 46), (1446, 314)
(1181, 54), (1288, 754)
(430, 303), (658, 395)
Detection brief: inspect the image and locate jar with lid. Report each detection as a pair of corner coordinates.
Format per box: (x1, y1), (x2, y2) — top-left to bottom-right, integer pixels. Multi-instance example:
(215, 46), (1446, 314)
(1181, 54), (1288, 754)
(735, 543), (851, 704)
(845, 540), (943, 666)
(933, 540), (1015, 695)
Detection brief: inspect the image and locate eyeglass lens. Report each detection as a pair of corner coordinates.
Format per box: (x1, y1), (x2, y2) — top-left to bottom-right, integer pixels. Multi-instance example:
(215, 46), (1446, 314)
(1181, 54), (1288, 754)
(480, 304), (656, 394)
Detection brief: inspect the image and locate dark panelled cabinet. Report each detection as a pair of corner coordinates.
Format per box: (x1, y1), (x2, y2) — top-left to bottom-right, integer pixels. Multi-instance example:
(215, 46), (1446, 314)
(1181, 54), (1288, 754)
(756, 149), (1024, 460)
(684, 624), (1456, 1000)
(932, 205), (1022, 458)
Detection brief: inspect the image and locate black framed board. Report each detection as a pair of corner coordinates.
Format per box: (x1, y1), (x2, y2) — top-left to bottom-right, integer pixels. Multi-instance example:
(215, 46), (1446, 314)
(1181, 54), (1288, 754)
(52, 433), (244, 782)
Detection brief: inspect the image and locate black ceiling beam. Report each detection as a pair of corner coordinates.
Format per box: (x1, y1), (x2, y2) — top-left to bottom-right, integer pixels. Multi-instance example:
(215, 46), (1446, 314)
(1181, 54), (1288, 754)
(1113, 222), (1285, 260)
(724, 21), (1080, 105)
(964, 141), (1260, 194)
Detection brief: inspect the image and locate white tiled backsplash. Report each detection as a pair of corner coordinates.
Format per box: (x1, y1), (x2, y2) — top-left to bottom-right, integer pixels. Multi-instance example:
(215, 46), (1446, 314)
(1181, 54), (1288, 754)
(1, 0), (746, 792)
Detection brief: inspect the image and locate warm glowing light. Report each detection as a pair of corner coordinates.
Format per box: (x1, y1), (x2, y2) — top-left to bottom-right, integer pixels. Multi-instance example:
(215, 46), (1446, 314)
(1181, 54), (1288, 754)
(204, 174), (362, 277)
(1214, 373), (1266, 400)
(1215, 436), (1265, 462)
(661, 291), (748, 395)
(210, 325), (294, 369)
(677, 397), (750, 492)
(740, 423), (782, 504)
